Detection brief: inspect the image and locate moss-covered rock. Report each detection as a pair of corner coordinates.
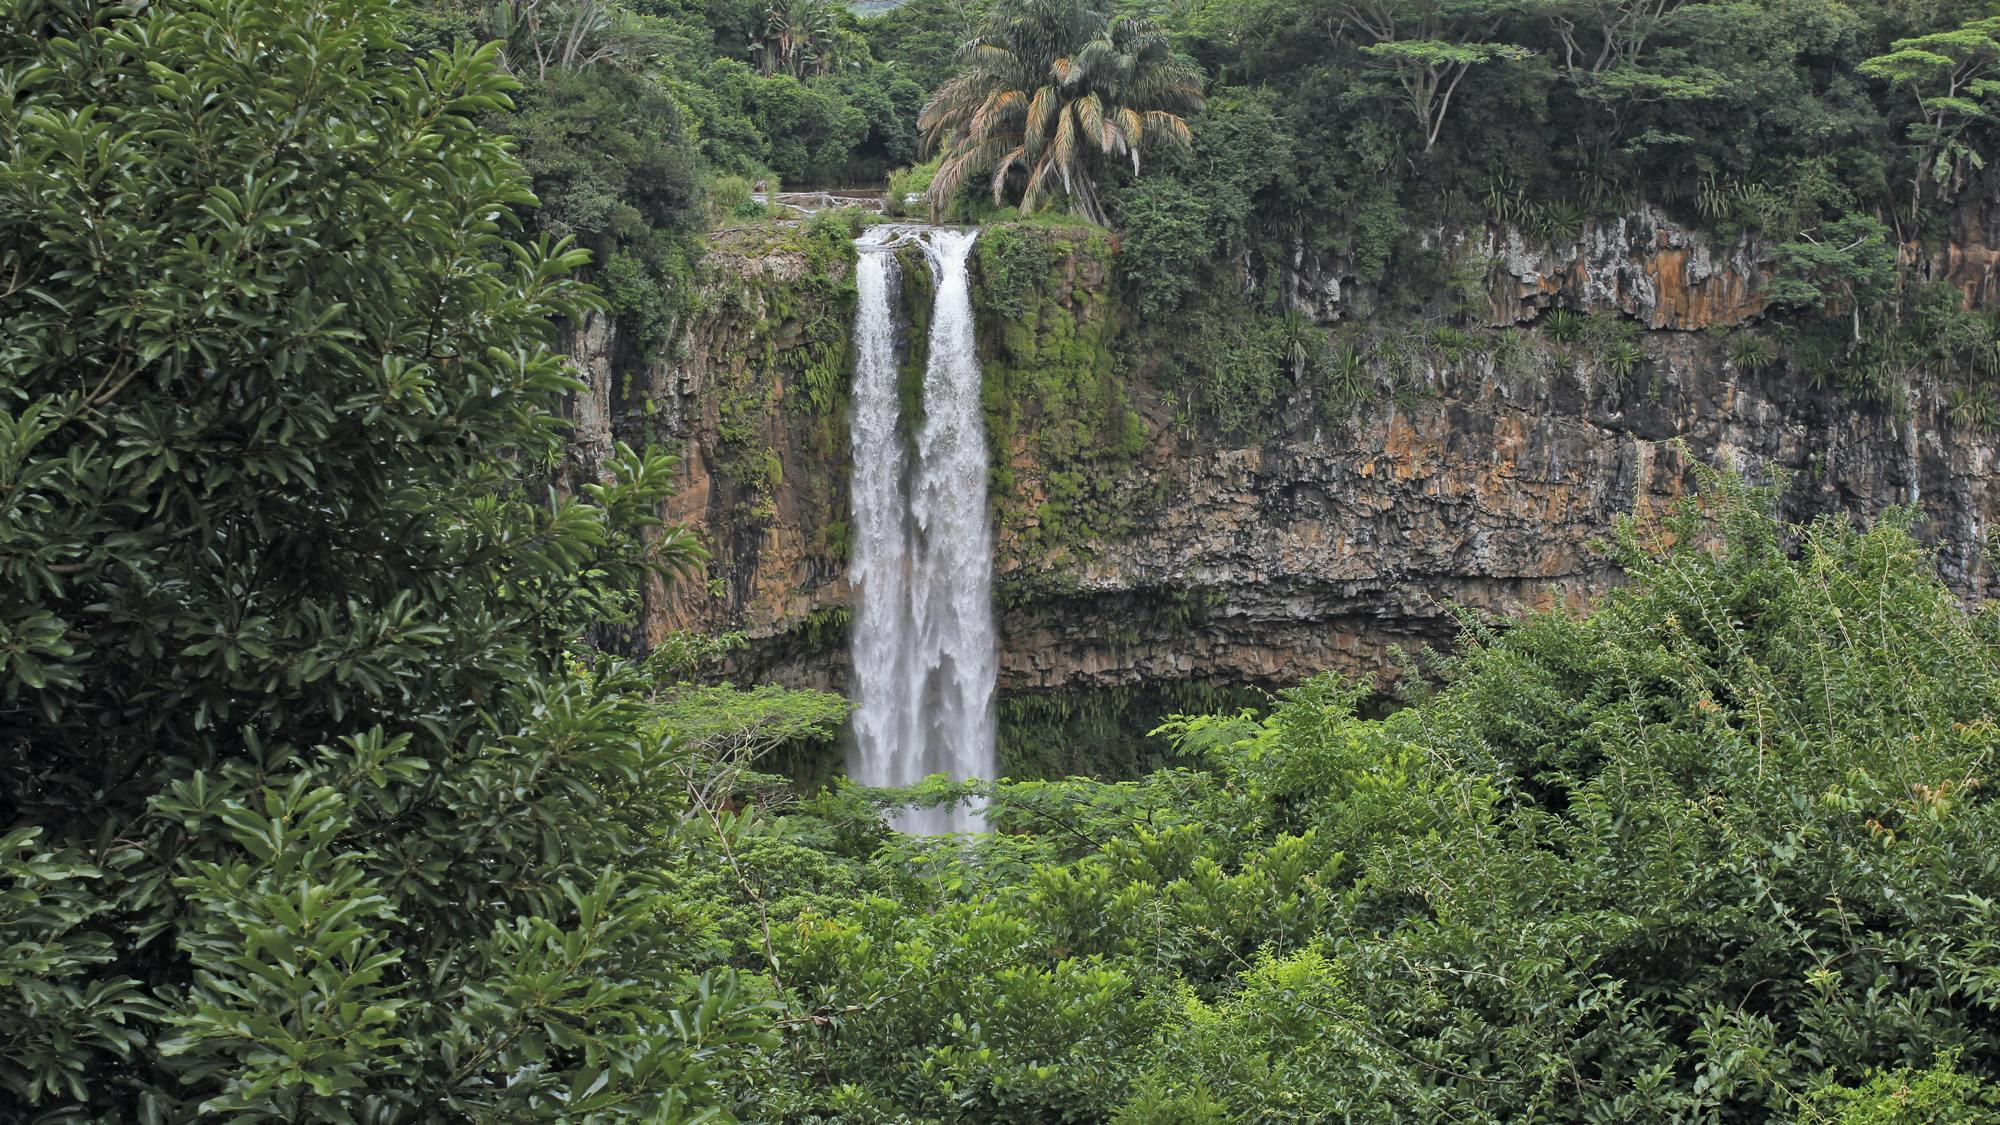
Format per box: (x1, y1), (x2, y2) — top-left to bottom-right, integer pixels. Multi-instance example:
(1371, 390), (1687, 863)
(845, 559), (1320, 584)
(603, 214), (863, 667)
(972, 220), (1146, 579)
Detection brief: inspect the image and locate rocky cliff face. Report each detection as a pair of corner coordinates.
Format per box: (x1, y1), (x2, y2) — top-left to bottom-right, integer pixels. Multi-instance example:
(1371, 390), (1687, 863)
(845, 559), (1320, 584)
(1001, 341), (1999, 692)
(567, 208), (2000, 706)
(562, 218), (859, 664)
(1282, 202), (2000, 331)
(1280, 206), (1775, 330)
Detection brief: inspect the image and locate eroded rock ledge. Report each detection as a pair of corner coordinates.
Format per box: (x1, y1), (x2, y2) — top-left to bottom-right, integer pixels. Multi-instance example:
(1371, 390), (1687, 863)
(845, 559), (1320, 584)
(1281, 202), (2000, 331)
(1000, 337), (1998, 690)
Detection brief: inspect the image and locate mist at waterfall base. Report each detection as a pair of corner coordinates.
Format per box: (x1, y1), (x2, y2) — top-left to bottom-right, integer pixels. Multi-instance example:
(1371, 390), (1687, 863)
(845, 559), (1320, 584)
(845, 226), (998, 835)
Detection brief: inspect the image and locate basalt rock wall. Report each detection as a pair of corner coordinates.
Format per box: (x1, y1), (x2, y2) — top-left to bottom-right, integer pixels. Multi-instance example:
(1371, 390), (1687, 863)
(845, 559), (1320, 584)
(568, 209), (2000, 697)
(561, 220), (859, 670)
(1001, 339), (1999, 691)
(1279, 203), (2000, 330)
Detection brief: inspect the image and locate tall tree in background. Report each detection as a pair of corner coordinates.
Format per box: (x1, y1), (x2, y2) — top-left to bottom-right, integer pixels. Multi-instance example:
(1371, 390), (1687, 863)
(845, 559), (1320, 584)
(919, 0), (1205, 223)
(484, 0), (664, 76)
(751, 0), (841, 78)
(1860, 15), (2000, 229)
(1332, 0), (1532, 152)
(1535, 0), (1685, 74)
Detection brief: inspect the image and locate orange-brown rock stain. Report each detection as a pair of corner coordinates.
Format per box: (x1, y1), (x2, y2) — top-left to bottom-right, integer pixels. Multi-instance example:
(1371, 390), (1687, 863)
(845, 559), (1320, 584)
(1644, 248), (1769, 330)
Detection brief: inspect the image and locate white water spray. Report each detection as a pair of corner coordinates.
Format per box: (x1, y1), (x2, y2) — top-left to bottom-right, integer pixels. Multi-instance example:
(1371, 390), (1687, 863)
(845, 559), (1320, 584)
(846, 226), (996, 834)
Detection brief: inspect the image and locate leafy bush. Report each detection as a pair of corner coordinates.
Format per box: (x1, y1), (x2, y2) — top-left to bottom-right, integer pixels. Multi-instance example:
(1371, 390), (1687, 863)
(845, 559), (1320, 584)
(1798, 1053), (2000, 1124)
(1544, 307), (1587, 344)
(1117, 176), (1216, 318)
(0, 3), (760, 1117)
(706, 172), (762, 224)
(724, 473), (2000, 1120)
(1605, 338), (1647, 378)
(886, 157), (941, 217)
(1730, 332), (1780, 373)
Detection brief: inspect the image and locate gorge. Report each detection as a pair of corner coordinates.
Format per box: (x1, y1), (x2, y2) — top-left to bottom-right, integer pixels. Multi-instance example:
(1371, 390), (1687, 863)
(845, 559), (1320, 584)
(19, 1), (2000, 1117)
(562, 205), (2000, 777)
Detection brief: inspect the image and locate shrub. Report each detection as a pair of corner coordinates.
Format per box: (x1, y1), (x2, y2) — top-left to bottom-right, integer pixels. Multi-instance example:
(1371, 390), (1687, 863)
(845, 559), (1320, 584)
(1729, 332), (1779, 373)
(747, 473), (2000, 1120)
(0, 3), (756, 1117)
(1544, 307), (1586, 343)
(886, 157), (941, 217)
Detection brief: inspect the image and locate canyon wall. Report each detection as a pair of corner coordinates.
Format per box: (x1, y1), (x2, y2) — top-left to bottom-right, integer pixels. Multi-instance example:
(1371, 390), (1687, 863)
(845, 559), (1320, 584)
(566, 208), (2000, 708)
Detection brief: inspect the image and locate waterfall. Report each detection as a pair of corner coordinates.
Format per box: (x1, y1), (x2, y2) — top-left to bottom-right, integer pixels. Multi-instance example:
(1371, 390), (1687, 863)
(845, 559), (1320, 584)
(846, 226), (996, 834)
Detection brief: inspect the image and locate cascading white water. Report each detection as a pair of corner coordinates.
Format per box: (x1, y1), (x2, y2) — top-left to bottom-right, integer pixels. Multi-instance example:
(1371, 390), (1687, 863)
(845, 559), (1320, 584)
(846, 229), (913, 800)
(846, 226), (996, 834)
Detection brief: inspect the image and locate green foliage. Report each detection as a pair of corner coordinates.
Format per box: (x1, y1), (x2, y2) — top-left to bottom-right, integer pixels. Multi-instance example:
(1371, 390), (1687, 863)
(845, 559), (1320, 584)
(829, 64), (930, 181)
(921, 0), (1206, 224)
(973, 220), (1058, 321)
(997, 679), (1268, 780)
(1117, 946), (1376, 1121)
(705, 171), (761, 224)
(753, 72), (870, 184)
(1950, 384), (1999, 430)
(885, 155), (942, 217)
(492, 59), (707, 356)
(713, 474), (2000, 1120)
(501, 61), (705, 239)
(601, 246), (695, 348)
(1768, 213), (1899, 327)
(775, 897), (1174, 1118)
(482, 0), (667, 78)
(1112, 90), (1301, 318)
(1528, 196), (1591, 244)
(1859, 16), (2000, 226)
(1319, 339), (1374, 411)
(866, 0), (989, 93)
(1116, 176), (1216, 319)
(14, 0), (2000, 1119)
(781, 212), (861, 422)
(749, 0), (842, 79)
(1141, 291), (1293, 438)
(1544, 306), (1586, 344)
(643, 636), (852, 805)
(1604, 338), (1646, 378)
(1355, 23), (1534, 151)
(0, 827), (151, 1106)
(650, 629), (752, 678)
(461, 0), (957, 191)
(1729, 331), (1780, 373)
(0, 2), (756, 1116)
(1798, 1053), (2000, 1124)
(652, 683), (852, 763)
(1081, 0), (2000, 363)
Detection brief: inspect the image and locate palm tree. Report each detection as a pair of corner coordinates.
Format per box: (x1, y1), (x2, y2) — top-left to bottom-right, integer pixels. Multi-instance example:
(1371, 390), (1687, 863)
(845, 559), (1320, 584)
(751, 0), (840, 79)
(485, 0), (660, 79)
(918, 0), (1205, 225)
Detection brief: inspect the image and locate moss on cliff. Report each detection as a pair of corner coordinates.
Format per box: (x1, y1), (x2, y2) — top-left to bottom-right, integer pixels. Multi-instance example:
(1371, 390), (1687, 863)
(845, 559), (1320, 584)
(972, 220), (1145, 575)
(706, 213), (859, 517)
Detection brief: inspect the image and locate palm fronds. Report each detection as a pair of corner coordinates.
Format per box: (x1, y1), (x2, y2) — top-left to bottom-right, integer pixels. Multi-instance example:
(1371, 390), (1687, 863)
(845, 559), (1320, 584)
(918, 0), (1205, 224)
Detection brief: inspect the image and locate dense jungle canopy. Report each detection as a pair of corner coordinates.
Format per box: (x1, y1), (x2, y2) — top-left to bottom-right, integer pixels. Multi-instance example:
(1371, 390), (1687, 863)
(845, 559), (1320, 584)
(4, 0), (2000, 1121)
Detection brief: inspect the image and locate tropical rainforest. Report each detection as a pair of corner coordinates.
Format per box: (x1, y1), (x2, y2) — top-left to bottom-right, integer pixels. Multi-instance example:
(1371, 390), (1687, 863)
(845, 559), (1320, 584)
(6, 0), (2000, 1121)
